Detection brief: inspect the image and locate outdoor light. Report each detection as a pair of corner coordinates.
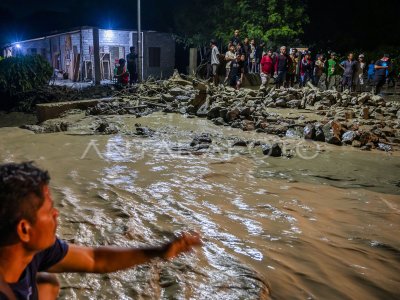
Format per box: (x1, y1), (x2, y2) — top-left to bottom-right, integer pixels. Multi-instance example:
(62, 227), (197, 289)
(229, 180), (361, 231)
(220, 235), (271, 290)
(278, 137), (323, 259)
(105, 30), (113, 38)
(15, 43), (21, 48)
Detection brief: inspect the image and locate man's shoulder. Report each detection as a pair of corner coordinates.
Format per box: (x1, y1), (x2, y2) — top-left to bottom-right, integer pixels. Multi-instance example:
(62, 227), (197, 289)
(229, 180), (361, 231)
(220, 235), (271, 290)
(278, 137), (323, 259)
(34, 238), (69, 272)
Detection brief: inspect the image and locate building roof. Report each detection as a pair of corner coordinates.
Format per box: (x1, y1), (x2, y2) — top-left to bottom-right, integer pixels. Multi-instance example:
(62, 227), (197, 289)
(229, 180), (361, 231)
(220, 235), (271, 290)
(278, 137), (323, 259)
(3, 26), (161, 48)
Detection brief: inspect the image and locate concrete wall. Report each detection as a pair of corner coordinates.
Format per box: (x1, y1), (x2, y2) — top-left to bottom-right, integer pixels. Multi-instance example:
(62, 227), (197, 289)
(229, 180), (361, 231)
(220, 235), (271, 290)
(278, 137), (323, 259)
(8, 28), (176, 81)
(143, 32), (175, 79)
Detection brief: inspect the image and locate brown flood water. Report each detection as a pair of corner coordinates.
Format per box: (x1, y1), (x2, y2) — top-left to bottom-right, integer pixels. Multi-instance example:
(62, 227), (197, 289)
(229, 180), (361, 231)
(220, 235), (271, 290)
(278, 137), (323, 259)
(0, 112), (399, 299)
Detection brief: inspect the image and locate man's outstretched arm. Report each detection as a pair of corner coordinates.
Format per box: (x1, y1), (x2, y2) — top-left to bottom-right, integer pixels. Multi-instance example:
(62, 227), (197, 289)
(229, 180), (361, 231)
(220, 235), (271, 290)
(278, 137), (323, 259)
(47, 232), (201, 273)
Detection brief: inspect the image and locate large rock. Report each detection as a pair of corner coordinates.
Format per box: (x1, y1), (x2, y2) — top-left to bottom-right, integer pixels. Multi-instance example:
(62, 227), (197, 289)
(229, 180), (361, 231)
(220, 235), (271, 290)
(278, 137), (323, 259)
(377, 143), (392, 152)
(242, 120), (255, 131)
(261, 143), (282, 157)
(226, 108), (240, 122)
(190, 133), (212, 147)
(97, 122), (119, 134)
(314, 124), (326, 142)
(169, 87), (186, 96)
(275, 99), (287, 108)
(287, 100), (302, 108)
(342, 131), (357, 144)
(304, 124), (316, 140)
(286, 127), (303, 138)
(322, 122), (342, 145)
(207, 105), (221, 119)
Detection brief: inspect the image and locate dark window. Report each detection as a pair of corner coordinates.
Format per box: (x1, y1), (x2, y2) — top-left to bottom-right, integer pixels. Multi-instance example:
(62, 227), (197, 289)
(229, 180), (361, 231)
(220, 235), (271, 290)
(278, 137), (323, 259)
(148, 47), (161, 67)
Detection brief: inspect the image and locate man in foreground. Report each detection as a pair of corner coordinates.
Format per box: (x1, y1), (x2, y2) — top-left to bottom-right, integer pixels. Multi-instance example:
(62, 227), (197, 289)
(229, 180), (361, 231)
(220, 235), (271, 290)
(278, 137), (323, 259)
(0, 162), (201, 299)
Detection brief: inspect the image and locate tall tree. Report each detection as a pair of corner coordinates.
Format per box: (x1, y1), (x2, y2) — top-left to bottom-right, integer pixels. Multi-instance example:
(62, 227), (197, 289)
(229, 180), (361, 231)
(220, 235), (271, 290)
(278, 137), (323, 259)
(174, 0), (308, 50)
(213, 0), (308, 48)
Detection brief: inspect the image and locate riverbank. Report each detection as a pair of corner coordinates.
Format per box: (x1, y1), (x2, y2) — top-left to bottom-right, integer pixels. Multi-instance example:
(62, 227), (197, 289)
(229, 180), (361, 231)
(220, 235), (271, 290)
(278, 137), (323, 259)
(14, 73), (400, 154)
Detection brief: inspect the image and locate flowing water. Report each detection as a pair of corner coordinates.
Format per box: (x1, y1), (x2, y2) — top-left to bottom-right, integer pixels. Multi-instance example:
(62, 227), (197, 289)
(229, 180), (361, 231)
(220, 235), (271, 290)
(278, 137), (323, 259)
(0, 112), (399, 300)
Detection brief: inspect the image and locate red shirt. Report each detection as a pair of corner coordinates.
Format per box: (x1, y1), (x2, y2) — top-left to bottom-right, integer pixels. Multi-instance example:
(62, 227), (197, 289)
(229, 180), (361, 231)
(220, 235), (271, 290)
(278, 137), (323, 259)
(261, 55), (274, 74)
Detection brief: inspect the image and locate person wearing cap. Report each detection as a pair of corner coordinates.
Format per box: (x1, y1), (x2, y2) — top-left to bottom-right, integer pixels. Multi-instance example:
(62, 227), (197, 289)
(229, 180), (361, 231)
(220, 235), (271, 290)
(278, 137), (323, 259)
(326, 52), (339, 90)
(354, 54), (366, 92)
(374, 54), (392, 95)
(210, 39), (220, 85)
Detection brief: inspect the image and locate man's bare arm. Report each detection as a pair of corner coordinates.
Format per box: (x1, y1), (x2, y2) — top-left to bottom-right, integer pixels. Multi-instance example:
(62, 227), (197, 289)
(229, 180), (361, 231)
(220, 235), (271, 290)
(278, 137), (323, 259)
(47, 232), (201, 273)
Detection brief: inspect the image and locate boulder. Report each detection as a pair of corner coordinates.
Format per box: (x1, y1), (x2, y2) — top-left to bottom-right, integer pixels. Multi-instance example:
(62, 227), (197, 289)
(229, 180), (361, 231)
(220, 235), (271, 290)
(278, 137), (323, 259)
(226, 108), (240, 122)
(322, 122), (342, 145)
(287, 100), (302, 109)
(377, 143), (392, 152)
(135, 125), (154, 136)
(275, 99), (287, 108)
(169, 87), (186, 96)
(232, 139), (249, 147)
(207, 106), (221, 119)
(242, 120), (255, 131)
(261, 143), (282, 157)
(342, 131), (357, 144)
(190, 133), (212, 147)
(304, 124), (316, 140)
(286, 127), (303, 138)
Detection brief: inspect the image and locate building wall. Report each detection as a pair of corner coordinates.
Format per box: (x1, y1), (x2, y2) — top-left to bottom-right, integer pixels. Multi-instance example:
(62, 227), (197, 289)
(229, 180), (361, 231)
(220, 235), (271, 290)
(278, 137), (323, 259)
(7, 28), (176, 81)
(18, 39), (50, 61)
(143, 32), (175, 79)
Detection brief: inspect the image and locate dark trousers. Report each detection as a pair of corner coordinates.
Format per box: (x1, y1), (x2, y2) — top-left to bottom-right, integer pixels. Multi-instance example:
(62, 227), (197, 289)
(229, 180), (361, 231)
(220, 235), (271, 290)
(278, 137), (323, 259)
(128, 67), (137, 84)
(286, 73), (296, 87)
(374, 76), (386, 95)
(342, 75), (353, 91)
(275, 71), (286, 87)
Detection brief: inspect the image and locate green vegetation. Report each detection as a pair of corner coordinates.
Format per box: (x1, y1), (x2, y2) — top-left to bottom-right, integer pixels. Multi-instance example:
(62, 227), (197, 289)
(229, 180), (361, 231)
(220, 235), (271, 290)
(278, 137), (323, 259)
(0, 55), (52, 96)
(174, 0), (309, 49)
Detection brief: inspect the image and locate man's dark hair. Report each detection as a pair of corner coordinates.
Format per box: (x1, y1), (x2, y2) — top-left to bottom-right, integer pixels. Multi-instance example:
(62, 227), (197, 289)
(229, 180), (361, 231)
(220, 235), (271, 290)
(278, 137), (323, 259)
(130, 46), (135, 52)
(0, 162), (50, 246)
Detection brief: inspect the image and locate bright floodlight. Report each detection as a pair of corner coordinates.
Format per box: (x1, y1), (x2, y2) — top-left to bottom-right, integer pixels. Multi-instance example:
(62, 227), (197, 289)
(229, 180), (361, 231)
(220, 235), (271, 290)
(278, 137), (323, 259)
(15, 43), (21, 48)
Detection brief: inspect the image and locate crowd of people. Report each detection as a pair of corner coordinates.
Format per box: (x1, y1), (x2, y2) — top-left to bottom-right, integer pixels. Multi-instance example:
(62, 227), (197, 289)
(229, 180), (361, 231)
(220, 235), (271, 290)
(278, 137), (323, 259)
(206, 30), (398, 95)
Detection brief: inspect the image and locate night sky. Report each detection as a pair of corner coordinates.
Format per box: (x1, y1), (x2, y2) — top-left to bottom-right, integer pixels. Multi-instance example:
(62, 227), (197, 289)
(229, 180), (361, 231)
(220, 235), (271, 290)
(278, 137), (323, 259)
(0, 0), (399, 52)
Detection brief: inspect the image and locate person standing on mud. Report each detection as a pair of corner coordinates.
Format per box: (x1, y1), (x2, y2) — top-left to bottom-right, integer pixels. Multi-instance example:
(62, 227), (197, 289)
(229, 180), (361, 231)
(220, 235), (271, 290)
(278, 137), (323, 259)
(210, 39), (220, 86)
(313, 54), (325, 88)
(299, 51), (313, 87)
(326, 52), (338, 90)
(274, 46), (291, 88)
(0, 162), (202, 300)
(286, 48), (299, 87)
(229, 53), (245, 90)
(339, 53), (357, 92)
(126, 47), (138, 85)
(260, 49), (274, 87)
(354, 54), (366, 92)
(224, 44), (236, 85)
(374, 54), (392, 95)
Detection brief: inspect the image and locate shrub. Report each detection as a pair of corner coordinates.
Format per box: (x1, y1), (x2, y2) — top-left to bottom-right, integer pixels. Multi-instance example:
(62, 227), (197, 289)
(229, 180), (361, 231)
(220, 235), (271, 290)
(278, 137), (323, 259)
(0, 55), (53, 96)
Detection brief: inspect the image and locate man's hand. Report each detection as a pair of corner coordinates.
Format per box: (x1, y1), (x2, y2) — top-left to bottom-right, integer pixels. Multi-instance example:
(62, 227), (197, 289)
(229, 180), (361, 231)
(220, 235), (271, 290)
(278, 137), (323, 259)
(162, 232), (202, 259)
(48, 232), (202, 274)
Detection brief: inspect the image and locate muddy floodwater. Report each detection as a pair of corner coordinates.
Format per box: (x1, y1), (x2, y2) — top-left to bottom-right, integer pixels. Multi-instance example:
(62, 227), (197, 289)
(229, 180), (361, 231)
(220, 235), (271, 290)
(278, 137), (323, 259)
(1, 112), (399, 299)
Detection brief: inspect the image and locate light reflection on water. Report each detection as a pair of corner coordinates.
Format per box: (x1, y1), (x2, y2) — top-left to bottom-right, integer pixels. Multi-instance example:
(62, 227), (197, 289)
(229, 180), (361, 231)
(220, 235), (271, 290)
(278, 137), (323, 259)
(0, 113), (399, 299)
